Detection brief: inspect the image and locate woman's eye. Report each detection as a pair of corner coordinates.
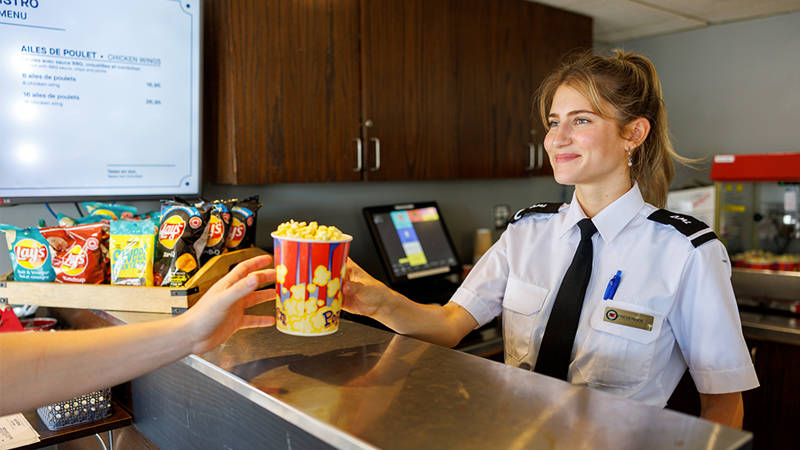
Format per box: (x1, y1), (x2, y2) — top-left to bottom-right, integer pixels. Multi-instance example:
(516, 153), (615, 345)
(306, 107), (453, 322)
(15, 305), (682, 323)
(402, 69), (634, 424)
(575, 117), (590, 125)
(548, 121), (559, 128)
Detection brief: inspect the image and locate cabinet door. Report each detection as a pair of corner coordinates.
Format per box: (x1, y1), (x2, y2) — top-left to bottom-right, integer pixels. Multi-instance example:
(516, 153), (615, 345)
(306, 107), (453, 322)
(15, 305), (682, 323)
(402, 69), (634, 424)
(360, 0), (458, 180)
(361, 0), (591, 181)
(203, 0), (363, 184)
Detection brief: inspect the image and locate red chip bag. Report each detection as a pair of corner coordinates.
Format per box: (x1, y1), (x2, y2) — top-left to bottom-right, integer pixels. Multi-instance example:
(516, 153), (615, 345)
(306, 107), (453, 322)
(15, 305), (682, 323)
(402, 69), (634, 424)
(40, 223), (108, 284)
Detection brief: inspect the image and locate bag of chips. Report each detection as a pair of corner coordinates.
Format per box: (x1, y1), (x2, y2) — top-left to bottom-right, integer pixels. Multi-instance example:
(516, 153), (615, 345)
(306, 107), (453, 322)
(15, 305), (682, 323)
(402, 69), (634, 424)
(81, 202), (138, 220)
(200, 200), (232, 265)
(110, 220), (157, 286)
(225, 196), (262, 251)
(56, 213), (111, 228)
(40, 223), (108, 284)
(153, 200), (212, 287)
(0, 225), (56, 282)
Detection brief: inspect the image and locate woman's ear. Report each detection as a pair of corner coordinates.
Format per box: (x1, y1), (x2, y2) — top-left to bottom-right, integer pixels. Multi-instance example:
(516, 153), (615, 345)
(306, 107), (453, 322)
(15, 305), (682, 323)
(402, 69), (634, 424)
(624, 117), (651, 149)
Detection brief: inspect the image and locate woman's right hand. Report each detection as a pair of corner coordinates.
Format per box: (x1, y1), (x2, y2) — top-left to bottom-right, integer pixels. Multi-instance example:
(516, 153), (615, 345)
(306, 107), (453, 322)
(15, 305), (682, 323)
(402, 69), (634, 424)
(342, 258), (396, 319)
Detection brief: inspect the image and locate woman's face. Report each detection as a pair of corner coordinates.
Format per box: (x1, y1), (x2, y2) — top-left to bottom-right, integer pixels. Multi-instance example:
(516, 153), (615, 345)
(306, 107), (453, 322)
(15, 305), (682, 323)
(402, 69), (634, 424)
(544, 84), (630, 189)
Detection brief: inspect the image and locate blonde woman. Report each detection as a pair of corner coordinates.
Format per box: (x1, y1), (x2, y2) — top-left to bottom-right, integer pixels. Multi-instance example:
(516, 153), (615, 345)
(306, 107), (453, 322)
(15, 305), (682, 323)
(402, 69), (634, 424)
(342, 50), (757, 428)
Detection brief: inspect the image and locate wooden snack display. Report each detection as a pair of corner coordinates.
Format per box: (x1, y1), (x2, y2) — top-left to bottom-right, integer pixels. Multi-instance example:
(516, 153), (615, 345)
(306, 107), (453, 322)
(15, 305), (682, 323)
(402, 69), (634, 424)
(0, 247), (268, 314)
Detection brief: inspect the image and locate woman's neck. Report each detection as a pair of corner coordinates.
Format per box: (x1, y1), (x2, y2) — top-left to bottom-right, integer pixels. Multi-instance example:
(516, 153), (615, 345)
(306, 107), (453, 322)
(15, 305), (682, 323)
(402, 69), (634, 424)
(574, 178), (633, 218)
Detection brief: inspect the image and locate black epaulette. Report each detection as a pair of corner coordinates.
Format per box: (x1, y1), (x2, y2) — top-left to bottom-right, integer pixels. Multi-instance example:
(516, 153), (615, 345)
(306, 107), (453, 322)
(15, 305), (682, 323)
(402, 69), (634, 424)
(508, 202), (563, 224)
(647, 209), (718, 248)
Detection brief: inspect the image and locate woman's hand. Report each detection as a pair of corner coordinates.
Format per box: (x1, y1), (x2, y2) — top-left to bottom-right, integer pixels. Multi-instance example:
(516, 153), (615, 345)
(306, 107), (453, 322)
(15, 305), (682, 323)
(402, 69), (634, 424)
(342, 258), (396, 319)
(178, 254), (277, 354)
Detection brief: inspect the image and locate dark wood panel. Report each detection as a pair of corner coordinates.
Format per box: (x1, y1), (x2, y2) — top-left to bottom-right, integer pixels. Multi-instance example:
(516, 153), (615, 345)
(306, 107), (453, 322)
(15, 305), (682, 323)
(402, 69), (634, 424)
(361, 0), (459, 180)
(204, 0), (363, 184)
(742, 338), (800, 450)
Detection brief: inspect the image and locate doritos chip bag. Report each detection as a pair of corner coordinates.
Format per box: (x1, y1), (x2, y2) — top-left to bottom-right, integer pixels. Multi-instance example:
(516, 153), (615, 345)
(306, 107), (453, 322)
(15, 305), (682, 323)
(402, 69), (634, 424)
(200, 200), (232, 265)
(225, 196), (262, 251)
(0, 225), (56, 282)
(110, 220), (157, 286)
(40, 223), (108, 284)
(82, 202), (138, 220)
(154, 200), (211, 286)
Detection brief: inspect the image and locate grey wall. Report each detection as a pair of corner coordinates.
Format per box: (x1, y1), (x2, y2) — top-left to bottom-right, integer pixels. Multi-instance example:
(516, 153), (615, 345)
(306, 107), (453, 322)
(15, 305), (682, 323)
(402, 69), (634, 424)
(614, 11), (800, 189)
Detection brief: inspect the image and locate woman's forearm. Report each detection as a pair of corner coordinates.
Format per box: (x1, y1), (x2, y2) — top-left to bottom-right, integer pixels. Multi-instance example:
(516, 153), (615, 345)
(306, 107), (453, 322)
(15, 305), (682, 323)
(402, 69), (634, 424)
(1, 317), (192, 415)
(373, 292), (477, 347)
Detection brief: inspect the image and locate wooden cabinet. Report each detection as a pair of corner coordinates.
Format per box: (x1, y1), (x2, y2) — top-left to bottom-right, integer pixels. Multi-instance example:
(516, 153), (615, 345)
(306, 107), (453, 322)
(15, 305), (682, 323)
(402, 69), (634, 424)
(203, 0), (363, 184)
(203, 0), (591, 184)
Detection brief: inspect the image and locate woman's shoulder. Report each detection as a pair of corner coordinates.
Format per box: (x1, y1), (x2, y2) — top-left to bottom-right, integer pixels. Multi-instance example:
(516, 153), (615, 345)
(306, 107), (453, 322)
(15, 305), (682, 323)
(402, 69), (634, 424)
(638, 204), (718, 250)
(508, 202), (566, 225)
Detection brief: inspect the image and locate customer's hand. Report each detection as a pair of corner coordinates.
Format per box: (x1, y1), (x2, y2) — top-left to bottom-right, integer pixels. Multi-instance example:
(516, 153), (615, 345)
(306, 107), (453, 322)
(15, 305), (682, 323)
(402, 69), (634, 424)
(342, 258), (395, 318)
(178, 255), (276, 354)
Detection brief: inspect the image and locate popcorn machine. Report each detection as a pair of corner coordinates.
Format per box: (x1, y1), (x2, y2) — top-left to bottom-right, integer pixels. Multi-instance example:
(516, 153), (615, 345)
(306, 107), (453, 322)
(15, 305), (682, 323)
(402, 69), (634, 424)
(711, 152), (800, 314)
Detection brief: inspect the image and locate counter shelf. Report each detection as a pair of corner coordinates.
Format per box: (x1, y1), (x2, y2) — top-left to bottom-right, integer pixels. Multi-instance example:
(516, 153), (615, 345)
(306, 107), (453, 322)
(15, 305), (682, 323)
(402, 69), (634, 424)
(0, 247), (267, 314)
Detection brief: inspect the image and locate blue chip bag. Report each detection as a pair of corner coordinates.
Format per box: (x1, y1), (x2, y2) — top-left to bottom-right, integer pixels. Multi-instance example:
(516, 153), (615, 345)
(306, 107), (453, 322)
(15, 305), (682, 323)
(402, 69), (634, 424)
(0, 225), (56, 282)
(81, 202), (138, 220)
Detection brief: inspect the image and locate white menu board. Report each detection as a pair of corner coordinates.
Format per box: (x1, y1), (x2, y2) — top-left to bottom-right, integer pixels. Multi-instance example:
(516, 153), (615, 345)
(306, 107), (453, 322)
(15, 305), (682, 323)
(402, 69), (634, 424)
(0, 0), (200, 203)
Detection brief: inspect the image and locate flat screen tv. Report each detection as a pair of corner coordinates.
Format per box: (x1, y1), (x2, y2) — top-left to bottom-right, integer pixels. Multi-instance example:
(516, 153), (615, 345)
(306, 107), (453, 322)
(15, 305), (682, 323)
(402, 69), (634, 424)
(0, 0), (201, 204)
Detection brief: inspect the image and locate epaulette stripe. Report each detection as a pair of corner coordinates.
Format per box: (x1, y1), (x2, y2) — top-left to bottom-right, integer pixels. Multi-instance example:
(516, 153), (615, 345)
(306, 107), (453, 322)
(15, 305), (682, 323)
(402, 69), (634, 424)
(691, 231), (717, 248)
(508, 202), (563, 224)
(647, 209), (709, 237)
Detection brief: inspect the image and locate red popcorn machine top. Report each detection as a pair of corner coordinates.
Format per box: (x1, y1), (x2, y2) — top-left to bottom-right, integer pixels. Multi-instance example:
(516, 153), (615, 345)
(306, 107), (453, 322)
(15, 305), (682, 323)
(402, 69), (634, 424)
(711, 152), (800, 314)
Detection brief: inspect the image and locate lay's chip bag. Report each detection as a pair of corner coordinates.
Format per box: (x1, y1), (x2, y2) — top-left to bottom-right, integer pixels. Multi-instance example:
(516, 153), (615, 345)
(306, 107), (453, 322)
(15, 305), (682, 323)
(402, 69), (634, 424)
(40, 223), (108, 284)
(81, 202), (138, 220)
(154, 200), (211, 287)
(110, 220), (157, 286)
(200, 200), (232, 265)
(0, 225), (56, 282)
(225, 195), (262, 251)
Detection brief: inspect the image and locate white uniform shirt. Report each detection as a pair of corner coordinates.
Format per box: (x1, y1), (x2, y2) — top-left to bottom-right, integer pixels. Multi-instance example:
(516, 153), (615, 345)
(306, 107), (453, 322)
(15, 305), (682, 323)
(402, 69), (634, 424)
(450, 183), (759, 407)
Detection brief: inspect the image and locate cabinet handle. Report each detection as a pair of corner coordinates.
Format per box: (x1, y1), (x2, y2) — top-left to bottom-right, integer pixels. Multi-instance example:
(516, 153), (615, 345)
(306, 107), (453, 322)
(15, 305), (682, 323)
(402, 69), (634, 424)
(369, 137), (381, 171)
(537, 143), (545, 169)
(353, 138), (362, 172)
(526, 143), (535, 171)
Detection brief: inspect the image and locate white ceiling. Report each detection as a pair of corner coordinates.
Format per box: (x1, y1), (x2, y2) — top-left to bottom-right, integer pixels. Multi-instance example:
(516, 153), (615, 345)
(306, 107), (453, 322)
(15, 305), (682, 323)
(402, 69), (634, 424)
(534, 0), (800, 43)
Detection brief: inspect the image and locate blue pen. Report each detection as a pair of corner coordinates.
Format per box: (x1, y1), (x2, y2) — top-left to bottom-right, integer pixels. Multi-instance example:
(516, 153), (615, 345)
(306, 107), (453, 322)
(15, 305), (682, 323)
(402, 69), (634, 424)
(603, 270), (622, 300)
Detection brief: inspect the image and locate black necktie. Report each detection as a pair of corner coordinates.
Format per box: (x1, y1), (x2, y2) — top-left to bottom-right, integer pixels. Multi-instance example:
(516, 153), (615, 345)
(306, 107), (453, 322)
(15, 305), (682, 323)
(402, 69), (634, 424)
(533, 218), (597, 380)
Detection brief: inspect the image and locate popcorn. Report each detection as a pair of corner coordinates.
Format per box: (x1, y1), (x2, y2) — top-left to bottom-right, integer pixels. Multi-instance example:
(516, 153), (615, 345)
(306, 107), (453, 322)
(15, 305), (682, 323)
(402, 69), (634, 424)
(273, 220), (346, 241)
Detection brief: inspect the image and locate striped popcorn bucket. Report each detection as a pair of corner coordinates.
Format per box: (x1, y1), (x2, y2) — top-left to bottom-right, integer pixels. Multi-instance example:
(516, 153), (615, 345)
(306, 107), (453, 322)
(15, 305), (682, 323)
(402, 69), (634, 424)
(271, 233), (352, 336)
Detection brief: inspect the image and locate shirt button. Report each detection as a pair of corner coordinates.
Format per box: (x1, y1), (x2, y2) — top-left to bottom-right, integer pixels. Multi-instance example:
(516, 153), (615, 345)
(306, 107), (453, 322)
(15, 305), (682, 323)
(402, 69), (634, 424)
(519, 362), (531, 370)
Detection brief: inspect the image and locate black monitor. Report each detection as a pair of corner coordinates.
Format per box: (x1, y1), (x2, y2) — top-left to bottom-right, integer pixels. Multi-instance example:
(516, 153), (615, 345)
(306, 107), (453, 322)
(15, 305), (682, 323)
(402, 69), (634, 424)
(363, 202), (461, 286)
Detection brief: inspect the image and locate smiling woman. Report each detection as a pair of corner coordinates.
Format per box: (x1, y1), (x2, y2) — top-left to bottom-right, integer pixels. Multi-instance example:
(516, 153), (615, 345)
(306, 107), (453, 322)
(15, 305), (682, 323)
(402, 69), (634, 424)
(339, 49), (758, 430)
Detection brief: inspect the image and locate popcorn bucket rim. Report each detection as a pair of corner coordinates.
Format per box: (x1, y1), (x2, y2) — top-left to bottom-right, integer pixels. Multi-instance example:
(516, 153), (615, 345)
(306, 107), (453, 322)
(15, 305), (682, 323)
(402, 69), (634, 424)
(270, 232), (353, 244)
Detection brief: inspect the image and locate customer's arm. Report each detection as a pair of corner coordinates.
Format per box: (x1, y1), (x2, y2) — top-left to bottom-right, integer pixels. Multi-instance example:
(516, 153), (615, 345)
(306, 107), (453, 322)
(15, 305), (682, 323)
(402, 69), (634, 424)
(0, 255), (276, 416)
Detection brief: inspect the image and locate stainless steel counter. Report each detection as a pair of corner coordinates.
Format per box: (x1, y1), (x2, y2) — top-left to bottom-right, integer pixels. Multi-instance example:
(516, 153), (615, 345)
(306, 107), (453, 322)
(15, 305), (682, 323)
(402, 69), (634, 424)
(72, 304), (752, 449)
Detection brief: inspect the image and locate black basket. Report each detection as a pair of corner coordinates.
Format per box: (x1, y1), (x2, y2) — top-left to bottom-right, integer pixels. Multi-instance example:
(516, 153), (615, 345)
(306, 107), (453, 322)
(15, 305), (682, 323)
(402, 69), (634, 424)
(36, 388), (112, 431)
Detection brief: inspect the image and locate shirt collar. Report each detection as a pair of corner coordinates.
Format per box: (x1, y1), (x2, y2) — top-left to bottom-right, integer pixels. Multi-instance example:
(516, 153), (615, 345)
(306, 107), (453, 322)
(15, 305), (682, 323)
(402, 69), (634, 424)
(559, 182), (646, 243)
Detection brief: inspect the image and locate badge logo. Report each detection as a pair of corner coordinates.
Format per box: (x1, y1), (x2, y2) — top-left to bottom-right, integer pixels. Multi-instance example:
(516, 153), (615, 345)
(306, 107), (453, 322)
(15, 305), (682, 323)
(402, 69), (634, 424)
(207, 215), (226, 246)
(13, 239), (49, 269)
(159, 215), (186, 249)
(605, 309), (618, 321)
(227, 217), (245, 248)
(86, 237), (100, 251)
(61, 244), (88, 276)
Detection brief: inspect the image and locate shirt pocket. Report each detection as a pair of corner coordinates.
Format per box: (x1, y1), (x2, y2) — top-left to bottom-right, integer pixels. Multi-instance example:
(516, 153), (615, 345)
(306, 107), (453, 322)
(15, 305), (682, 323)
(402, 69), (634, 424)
(577, 300), (664, 392)
(502, 276), (549, 362)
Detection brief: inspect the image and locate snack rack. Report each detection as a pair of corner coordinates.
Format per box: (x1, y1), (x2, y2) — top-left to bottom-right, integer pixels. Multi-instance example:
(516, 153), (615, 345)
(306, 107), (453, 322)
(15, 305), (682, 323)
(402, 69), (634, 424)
(711, 152), (800, 313)
(0, 247), (267, 314)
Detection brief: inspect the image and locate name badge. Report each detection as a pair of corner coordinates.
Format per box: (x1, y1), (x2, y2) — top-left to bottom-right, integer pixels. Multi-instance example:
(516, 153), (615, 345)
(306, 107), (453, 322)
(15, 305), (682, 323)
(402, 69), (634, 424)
(603, 306), (654, 331)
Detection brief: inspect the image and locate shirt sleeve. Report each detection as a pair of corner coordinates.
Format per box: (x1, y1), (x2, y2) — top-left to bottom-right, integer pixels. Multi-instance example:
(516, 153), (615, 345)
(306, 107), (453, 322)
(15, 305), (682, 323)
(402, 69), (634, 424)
(448, 227), (510, 328)
(668, 239), (759, 394)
